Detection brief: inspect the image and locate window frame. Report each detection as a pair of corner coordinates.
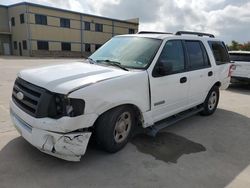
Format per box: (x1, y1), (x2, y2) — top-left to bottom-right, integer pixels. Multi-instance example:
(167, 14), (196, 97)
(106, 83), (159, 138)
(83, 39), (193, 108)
(13, 41), (17, 50)
(22, 40), (27, 50)
(20, 14), (25, 24)
(11, 17), (15, 26)
(35, 14), (47, 25)
(152, 39), (187, 77)
(84, 22), (91, 30)
(37, 41), (49, 50)
(128, 28), (135, 34)
(60, 18), (70, 28)
(184, 40), (211, 71)
(85, 43), (91, 52)
(95, 23), (103, 32)
(61, 42), (71, 51)
(208, 41), (230, 65)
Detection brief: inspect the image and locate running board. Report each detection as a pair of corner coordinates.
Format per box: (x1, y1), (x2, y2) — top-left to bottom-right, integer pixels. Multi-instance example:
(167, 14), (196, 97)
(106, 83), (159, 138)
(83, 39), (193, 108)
(147, 106), (204, 137)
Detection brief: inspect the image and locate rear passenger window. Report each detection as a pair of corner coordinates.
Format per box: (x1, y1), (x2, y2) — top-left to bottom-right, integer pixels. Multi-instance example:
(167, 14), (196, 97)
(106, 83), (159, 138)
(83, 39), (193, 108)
(185, 41), (210, 70)
(208, 41), (230, 65)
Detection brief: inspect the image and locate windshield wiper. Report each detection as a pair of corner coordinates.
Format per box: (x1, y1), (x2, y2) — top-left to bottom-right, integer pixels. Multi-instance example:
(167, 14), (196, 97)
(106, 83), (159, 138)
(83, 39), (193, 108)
(87, 57), (97, 64)
(96, 59), (129, 71)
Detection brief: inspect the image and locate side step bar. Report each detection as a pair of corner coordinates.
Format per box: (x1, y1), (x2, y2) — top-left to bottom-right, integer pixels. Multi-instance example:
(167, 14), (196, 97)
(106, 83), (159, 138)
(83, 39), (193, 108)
(146, 106), (204, 137)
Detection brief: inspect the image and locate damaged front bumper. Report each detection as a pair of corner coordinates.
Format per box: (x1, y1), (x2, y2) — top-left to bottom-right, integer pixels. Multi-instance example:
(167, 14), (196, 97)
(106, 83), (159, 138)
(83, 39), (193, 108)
(10, 109), (91, 162)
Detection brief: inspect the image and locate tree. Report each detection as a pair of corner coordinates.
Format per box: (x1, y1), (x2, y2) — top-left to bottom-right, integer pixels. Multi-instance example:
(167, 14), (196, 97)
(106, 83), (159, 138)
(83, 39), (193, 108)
(228, 40), (250, 51)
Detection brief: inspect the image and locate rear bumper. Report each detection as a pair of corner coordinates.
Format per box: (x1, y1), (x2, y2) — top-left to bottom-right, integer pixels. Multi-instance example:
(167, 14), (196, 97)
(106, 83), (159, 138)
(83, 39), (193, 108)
(10, 100), (92, 161)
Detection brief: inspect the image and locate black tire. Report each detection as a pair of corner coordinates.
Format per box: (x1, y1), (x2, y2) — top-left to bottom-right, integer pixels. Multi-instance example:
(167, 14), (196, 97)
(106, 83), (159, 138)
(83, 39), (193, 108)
(200, 86), (220, 116)
(95, 106), (135, 153)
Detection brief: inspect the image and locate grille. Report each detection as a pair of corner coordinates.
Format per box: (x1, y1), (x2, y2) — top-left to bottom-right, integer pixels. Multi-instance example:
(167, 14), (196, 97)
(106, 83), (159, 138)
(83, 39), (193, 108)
(12, 78), (51, 118)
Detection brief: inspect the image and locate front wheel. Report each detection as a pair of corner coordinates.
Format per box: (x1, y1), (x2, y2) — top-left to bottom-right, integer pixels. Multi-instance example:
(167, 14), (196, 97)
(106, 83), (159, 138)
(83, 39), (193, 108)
(200, 86), (220, 116)
(95, 106), (135, 153)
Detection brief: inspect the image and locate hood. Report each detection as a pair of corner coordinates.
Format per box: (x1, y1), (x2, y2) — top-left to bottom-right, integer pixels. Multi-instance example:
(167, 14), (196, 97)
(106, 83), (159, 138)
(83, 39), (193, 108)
(18, 61), (130, 94)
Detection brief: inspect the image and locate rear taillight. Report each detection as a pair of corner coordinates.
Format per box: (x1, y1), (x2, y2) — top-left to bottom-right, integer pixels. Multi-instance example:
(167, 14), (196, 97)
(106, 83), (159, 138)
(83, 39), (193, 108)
(228, 64), (236, 77)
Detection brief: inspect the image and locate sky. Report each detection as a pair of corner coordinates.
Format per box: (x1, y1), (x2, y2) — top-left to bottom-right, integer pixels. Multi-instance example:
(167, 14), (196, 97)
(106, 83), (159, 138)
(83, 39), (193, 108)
(1, 0), (250, 44)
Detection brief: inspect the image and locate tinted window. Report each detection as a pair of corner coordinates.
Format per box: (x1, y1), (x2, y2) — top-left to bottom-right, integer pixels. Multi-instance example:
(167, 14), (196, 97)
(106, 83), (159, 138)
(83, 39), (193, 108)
(11, 17), (15, 26)
(22, 40), (27, 50)
(35, 14), (47, 25)
(61, 42), (71, 51)
(20, 14), (25, 24)
(129, 28), (135, 34)
(85, 44), (91, 52)
(154, 40), (185, 76)
(85, 22), (90, 30)
(37, 41), (49, 50)
(186, 41), (210, 69)
(208, 41), (230, 65)
(60, 18), (70, 28)
(95, 23), (103, 32)
(14, 41), (17, 49)
(229, 53), (250, 62)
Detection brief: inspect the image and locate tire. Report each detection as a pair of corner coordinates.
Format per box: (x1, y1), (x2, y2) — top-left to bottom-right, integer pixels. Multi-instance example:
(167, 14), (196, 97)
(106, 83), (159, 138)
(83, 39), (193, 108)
(95, 106), (135, 153)
(200, 86), (220, 116)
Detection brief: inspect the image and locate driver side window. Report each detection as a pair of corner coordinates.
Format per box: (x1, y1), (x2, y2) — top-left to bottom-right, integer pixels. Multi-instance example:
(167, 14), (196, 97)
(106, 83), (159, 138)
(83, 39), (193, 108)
(153, 40), (185, 77)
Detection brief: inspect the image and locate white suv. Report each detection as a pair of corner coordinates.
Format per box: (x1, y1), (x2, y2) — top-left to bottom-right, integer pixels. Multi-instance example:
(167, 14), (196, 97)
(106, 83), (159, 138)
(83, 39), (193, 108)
(229, 51), (250, 83)
(10, 31), (233, 161)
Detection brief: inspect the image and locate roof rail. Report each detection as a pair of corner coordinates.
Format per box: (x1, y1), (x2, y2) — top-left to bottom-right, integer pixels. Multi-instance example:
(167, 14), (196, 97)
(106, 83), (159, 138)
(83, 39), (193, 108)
(137, 31), (173, 35)
(175, 31), (215, 38)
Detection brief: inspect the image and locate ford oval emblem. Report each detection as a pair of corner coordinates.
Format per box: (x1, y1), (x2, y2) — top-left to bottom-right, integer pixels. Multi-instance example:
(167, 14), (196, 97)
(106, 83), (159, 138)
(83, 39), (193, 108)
(16, 92), (24, 100)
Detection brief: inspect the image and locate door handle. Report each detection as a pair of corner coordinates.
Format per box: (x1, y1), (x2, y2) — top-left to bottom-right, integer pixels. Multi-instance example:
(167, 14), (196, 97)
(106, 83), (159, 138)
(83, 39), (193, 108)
(180, 77), (187, 83)
(208, 71), (213, 77)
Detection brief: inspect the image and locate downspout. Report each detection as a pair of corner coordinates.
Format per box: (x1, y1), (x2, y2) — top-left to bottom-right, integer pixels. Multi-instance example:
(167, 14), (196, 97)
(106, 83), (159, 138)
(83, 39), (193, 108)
(80, 14), (83, 57)
(25, 4), (32, 56)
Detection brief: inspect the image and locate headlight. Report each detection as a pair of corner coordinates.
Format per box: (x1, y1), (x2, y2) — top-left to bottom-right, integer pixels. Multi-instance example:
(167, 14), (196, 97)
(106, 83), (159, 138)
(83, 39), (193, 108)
(48, 94), (85, 119)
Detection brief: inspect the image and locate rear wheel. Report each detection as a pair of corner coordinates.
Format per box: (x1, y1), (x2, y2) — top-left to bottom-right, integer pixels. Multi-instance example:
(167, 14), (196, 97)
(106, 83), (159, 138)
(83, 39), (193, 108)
(95, 106), (135, 153)
(200, 86), (219, 116)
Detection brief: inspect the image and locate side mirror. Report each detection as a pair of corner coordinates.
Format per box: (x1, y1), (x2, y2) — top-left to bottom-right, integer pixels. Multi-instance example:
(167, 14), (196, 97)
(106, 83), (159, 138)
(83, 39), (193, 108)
(154, 60), (173, 76)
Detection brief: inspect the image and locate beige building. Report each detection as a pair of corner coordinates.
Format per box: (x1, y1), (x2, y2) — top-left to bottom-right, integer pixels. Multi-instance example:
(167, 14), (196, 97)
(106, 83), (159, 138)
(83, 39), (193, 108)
(0, 2), (139, 57)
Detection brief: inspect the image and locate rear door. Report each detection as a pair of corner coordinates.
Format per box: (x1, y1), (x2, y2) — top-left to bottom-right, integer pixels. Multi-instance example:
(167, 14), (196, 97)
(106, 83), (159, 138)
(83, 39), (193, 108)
(185, 40), (215, 106)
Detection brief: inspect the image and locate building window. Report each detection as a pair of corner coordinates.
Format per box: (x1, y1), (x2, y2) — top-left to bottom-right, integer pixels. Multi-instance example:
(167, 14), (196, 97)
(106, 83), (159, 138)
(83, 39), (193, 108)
(84, 22), (90, 30)
(61, 42), (71, 51)
(129, 28), (135, 34)
(60, 18), (70, 28)
(95, 23), (103, 32)
(85, 44), (91, 52)
(37, 41), (49, 50)
(11, 17), (15, 26)
(20, 14), (25, 24)
(13, 41), (17, 49)
(22, 40), (27, 50)
(95, 44), (102, 51)
(35, 14), (47, 25)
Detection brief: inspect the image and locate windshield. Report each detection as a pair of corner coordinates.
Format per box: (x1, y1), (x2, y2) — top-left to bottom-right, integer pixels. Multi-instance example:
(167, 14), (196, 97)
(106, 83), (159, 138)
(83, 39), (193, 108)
(89, 36), (162, 69)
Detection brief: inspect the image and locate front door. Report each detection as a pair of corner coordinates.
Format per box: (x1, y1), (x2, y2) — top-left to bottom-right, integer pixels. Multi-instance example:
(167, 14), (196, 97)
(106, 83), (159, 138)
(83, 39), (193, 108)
(3, 43), (10, 55)
(19, 42), (22, 56)
(150, 40), (189, 123)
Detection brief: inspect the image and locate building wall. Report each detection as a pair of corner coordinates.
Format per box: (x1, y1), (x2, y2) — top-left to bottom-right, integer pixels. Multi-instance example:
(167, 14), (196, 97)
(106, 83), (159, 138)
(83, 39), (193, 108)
(0, 6), (10, 33)
(8, 4), (29, 56)
(2, 2), (139, 57)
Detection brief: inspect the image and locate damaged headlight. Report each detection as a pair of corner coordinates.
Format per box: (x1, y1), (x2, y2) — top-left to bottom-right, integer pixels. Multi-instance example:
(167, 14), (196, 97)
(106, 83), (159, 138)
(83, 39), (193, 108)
(48, 94), (85, 119)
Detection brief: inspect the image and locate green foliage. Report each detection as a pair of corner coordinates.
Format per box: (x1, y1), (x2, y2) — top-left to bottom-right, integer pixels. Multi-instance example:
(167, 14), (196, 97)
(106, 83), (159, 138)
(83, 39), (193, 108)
(228, 40), (250, 51)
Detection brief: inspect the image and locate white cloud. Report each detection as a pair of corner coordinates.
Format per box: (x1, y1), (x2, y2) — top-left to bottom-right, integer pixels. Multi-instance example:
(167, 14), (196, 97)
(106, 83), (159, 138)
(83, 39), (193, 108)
(1, 0), (250, 43)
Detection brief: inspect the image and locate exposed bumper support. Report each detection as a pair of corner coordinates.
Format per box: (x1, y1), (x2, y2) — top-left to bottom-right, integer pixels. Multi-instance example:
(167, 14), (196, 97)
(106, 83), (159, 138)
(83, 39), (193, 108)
(10, 109), (91, 161)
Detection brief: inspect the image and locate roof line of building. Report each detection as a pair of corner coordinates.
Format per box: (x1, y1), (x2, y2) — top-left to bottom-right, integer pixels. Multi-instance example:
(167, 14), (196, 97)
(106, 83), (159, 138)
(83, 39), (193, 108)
(2, 2), (139, 25)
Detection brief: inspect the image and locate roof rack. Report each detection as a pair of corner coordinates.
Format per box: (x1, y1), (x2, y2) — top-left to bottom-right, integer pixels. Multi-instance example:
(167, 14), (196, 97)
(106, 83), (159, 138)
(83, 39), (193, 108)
(175, 31), (215, 38)
(137, 31), (173, 35)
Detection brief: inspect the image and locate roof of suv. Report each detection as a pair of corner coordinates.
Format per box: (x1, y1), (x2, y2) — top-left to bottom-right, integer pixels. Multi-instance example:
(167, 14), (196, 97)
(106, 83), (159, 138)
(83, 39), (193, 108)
(121, 31), (219, 41)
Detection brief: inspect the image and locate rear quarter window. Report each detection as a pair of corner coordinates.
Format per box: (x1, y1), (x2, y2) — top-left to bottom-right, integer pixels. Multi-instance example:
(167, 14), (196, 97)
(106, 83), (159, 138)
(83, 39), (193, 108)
(229, 53), (250, 62)
(208, 41), (230, 65)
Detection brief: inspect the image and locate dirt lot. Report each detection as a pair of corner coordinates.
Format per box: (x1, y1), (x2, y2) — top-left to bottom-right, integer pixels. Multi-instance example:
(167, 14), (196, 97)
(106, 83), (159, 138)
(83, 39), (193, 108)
(0, 56), (249, 188)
